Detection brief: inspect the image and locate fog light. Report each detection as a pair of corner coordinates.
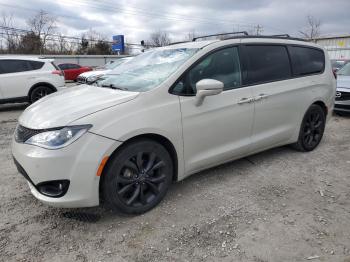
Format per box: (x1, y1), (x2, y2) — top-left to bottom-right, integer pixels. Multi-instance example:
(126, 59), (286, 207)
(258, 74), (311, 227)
(36, 180), (70, 198)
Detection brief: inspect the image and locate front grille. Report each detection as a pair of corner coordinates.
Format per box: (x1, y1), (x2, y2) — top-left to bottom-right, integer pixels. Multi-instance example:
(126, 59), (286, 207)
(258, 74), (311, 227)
(334, 104), (350, 110)
(336, 91), (350, 101)
(14, 125), (41, 143)
(77, 76), (87, 84)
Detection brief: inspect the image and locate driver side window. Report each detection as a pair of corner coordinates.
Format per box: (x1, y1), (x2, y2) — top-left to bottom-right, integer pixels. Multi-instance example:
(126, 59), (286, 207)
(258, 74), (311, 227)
(173, 46), (242, 95)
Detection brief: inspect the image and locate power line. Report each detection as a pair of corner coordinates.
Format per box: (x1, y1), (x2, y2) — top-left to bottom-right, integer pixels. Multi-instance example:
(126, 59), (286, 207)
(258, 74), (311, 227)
(69, 0), (285, 33)
(0, 26), (146, 48)
(71, 0), (256, 27)
(0, 3), (149, 32)
(0, 1), (267, 33)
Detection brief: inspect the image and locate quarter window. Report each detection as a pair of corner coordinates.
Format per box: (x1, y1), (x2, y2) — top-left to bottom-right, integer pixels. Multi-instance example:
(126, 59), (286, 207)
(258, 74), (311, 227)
(288, 46), (325, 76)
(28, 61), (44, 70)
(244, 45), (292, 85)
(173, 46), (242, 95)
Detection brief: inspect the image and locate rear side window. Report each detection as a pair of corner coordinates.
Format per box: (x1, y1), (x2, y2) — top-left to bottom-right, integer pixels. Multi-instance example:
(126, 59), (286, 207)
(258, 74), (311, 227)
(244, 45), (292, 85)
(0, 60), (29, 74)
(28, 61), (44, 70)
(288, 46), (325, 76)
(0, 59), (44, 74)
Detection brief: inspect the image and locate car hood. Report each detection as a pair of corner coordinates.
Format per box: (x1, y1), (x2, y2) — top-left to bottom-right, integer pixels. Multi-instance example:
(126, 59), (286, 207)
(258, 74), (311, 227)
(79, 70), (110, 78)
(337, 75), (350, 89)
(19, 85), (139, 129)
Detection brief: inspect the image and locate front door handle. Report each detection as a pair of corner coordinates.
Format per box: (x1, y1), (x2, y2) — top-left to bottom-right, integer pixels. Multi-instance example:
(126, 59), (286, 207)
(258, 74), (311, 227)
(238, 97), (254, 104)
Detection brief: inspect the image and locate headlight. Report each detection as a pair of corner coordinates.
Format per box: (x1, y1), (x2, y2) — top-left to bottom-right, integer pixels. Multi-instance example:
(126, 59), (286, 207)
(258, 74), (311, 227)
(87, 75), (103, 83)
(24, 125), (92, 149)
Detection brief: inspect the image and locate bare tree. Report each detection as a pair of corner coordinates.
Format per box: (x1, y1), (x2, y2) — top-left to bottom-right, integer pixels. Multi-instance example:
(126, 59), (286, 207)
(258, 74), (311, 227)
(147, 30), (171, 47)
(27, 10), (57, 54)
(57, 33), (67, 54)
(299, 15), (321, 42)
(0, 12), (20, 53)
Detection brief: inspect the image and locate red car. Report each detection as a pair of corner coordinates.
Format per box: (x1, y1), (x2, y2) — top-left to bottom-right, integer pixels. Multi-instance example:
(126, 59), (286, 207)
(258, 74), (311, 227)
(58, 63), (92, 81)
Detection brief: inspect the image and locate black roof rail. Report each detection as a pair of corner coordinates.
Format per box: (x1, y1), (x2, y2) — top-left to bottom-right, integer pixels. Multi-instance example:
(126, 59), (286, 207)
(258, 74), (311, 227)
(168, 41), (191, 46)
(270, 34), (290, 37)
(223, 35), (307, 42)
(192, 31), (249, 41)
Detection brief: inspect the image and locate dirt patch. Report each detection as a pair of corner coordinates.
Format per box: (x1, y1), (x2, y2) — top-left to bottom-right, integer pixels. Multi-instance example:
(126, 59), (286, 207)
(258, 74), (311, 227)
(1, 110), (350, 261)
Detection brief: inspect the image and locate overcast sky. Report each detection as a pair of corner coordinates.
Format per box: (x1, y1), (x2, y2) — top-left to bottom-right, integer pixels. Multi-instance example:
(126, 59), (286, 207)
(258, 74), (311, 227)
(1, 0), (350, 44)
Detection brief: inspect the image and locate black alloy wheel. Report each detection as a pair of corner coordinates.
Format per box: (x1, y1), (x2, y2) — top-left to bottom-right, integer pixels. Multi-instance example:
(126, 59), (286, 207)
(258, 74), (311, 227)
(30, 86), (53, 103)
(102, 139), (173, 214)
(292, 104), (326, 152)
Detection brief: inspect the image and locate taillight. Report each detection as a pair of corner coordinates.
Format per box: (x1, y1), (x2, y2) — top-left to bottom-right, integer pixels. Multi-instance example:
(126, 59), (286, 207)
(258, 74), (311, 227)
(52, 70), (63, 76)
(332, 69), (337, 79)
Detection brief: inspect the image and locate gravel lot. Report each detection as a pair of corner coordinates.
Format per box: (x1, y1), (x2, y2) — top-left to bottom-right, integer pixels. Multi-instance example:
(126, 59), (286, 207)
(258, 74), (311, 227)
(1, 103), (350, 262)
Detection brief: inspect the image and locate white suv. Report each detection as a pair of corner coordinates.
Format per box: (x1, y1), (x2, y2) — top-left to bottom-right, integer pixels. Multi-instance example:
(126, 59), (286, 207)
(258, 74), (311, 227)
(0, 57), (65, 104)
(12, 34), (336, 214)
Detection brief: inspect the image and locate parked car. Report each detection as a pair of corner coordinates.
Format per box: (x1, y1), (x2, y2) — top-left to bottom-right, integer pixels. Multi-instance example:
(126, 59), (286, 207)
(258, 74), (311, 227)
(12, 35), (335, 215)
(58, 63), (92, 81)
(0, 57), (65, 104)
(331, 59), (350, 72)
(334, 62), (350, 115)
(77, 57), (133, 84)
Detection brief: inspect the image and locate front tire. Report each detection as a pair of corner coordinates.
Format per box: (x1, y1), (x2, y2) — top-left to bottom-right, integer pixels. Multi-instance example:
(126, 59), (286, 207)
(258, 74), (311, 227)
(30, 86), (53, 103)
(102, 139), (173, 214)
(292, 104), (326, 152)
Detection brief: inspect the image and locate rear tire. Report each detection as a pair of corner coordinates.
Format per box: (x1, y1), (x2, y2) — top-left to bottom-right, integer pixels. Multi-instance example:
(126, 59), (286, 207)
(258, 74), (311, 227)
(102, 139), (173, 214)
(292, 104), (326, 152)
(30, 86), (53, 103)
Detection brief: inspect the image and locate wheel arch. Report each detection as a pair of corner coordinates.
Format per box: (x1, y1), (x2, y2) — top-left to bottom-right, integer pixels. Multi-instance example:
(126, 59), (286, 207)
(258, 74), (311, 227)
(28, 82), (57, 98)
(312, 100), (328, 117)
(100, 133), (179, 184)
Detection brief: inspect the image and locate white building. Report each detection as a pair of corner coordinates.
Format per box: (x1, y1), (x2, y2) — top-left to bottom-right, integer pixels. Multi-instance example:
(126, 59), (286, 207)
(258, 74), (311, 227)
(314, 35), (350, 59)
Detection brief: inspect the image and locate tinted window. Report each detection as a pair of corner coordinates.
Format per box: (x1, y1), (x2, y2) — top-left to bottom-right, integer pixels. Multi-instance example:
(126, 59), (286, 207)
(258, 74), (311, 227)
(0, 60), (32, 74)
(58, 64), (68, 70)
(67, 64), (81, 69)
(244, 45), (291, 85)
(28, 61), (44, 70)
(289, 46), (325, 76)
(173, 47), (241, 95)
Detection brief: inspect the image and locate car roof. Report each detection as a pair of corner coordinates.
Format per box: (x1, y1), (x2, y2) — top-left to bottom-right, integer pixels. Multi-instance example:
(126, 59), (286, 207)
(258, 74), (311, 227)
(157, 37), (323, 51)
(0, 56), (54, 62)
(159, 40), (219, 50)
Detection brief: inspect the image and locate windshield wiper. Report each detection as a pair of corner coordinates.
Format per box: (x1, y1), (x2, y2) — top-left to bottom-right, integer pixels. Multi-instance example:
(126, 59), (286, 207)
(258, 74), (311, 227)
(101, 84), (128, 91)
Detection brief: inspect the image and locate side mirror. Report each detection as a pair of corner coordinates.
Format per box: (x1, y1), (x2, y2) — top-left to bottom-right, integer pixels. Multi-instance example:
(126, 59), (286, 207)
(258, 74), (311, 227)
(195, 79), (224, 106)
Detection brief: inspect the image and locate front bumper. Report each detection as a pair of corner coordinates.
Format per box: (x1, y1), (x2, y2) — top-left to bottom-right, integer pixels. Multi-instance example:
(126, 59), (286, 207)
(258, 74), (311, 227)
(12, 132), (120, 208)
(77, 76), (87, 84)
(334, 88), (350, 113)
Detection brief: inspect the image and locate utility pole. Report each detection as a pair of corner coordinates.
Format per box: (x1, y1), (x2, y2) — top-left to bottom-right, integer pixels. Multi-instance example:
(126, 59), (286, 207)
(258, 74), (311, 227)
(254, 24), (264, 35)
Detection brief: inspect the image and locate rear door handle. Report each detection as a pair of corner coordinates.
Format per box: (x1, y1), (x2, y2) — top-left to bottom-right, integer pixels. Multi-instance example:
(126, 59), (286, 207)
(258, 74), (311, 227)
(254, 93), (269, 101)
(238, 97), (254, 104)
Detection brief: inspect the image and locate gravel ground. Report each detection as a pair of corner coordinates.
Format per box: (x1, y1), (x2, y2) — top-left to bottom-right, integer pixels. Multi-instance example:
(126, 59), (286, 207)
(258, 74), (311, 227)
(1, 103), (350, 262)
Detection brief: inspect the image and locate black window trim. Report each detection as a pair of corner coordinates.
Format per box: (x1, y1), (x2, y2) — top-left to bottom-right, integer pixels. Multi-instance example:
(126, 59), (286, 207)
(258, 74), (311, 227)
(168, 43), (326, 96)
(287, 44), (325, 77)
(0, 59), (45, 74)
(240, 43), (293, 86)
(168, 44), (243, 96)
(240, 43), (325, 87)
